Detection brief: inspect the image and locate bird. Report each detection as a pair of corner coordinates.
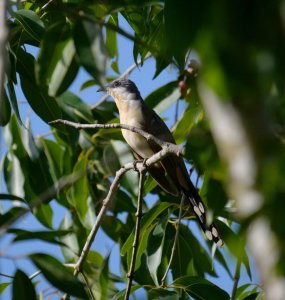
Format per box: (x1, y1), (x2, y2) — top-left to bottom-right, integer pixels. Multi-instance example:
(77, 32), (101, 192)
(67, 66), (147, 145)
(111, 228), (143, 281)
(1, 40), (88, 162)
(102, 78), (223, 246)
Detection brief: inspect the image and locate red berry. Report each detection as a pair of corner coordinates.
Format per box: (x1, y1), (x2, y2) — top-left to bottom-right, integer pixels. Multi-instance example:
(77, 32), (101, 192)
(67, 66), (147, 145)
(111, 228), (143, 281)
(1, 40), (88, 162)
(179, 80), (188, 97)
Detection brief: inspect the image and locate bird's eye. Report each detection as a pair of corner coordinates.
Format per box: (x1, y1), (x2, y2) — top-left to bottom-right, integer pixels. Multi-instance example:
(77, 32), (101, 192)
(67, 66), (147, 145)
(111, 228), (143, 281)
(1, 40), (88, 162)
(114, 81), (121, 87)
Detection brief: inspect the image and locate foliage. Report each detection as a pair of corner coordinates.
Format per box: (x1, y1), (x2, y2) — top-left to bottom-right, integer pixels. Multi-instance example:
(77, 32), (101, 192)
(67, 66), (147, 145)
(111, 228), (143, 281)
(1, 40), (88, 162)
(1, 0), (285, 299)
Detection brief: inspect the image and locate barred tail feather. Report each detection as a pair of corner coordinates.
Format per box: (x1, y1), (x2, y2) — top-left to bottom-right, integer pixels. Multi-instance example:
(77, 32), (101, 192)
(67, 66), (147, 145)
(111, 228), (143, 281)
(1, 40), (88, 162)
(182, 189), (223, 247)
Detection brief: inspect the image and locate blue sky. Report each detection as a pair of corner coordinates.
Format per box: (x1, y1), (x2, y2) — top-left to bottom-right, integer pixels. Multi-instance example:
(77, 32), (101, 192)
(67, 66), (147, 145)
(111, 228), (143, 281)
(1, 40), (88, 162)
(0, 15), (259, 299)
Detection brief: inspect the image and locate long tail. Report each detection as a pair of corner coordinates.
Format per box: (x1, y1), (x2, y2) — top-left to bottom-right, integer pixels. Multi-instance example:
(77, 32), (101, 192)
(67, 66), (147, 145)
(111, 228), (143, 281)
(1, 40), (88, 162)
(182, 188), (223, 247)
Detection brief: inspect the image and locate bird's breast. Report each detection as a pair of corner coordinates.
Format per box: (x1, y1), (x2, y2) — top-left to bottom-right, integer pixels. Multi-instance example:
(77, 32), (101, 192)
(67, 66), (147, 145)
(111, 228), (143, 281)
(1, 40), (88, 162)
(119, 106), (154, 158)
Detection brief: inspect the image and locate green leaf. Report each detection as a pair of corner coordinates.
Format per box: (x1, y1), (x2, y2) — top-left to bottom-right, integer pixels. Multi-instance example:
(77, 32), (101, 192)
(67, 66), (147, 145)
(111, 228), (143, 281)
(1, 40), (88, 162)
(36, 22), (79, 96)
(112, 189), (136, 215)
(148, 288), (180, 300)
(30, 253), (88, 299)
(108, 140), (138, 196)
(73, 20), (107, 84)
(59, 215), (80, 262)
(67, 153), (89, 224)
(235, 283), (253, 298)
(34, 204), (53, 229)
(16, 48), (62, 123)
(106, 14), (118, 59)
(0, 193), (25, 202)
(243, 292), (260, 300)
(167, 223), (215, 279)
(147, 211), (169, 285)
(9, 228), (70, 246)
(0, 207), (26, 227)
(0, 90), (11, 126)
(3, 154), (25, 198)
(56, 91), (93, 123)
(144, 175), (158, 194)
(112, 285), (141, 300)
(121, 202), (174, 256)
(13, 9), (45, 43)
(40, 139), (67, 182)
(7, 80), (23, 125)
(216, 220), (252, 280)
(0, 282), (10, 294)
(12, 270), (37, 300)
(99, 254), (110, 300)
(173, 102), (204, 144)
(172, 276), (230, 300)
(145, 81), (178, 109)
(80, 79), (98, 91)
(101, 216), (127, 243)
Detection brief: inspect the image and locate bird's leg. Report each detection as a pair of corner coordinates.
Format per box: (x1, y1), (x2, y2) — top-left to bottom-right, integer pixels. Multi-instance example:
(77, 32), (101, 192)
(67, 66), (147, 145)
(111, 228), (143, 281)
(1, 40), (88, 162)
(132, 159), (143, 172)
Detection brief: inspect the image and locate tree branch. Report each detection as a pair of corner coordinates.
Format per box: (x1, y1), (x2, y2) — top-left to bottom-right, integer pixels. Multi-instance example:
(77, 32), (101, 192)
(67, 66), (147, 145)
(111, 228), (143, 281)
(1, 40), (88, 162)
(49, 119), (184, 157)
(72, 145), (178, 277)
(125, 170), (146, 300)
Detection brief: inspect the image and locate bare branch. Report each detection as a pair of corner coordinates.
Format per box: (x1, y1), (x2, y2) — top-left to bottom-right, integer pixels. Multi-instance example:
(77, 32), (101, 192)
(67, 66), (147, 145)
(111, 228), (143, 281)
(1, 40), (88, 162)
(49, 119), (184, 156)
(125, 170), (145, 300)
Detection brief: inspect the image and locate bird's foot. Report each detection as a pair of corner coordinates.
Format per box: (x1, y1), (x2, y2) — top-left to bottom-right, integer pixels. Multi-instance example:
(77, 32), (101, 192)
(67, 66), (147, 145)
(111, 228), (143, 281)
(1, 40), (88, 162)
(132, 158), (148, 172)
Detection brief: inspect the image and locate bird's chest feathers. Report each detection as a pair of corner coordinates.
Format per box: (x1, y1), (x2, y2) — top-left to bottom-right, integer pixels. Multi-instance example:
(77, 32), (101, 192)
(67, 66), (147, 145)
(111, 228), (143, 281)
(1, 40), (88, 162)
(116, 99), (154, 158)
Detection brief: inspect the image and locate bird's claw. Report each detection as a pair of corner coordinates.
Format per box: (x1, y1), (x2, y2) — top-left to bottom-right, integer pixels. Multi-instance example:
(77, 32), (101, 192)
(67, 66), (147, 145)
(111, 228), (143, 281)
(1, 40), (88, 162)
(132, 158), (148, 172)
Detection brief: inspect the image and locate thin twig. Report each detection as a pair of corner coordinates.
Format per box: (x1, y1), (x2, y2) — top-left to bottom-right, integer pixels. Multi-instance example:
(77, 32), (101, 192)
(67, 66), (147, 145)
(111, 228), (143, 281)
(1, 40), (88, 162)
(174, 98), (180, 125)
(39, 0), (54, 13)
(231, 258), (241, 300)
(49, 119), (184, 157)
(29, 270), (42, 280)
(0, 272), (14, 279)
(125, 170), (146, 300)
(160, 195), (185, 286)
(91, 53), (151, 110)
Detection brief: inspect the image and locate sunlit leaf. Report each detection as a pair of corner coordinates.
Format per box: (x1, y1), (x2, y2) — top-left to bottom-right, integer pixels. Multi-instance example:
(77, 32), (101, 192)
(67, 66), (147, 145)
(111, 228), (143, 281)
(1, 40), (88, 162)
(0, 282), (10, 294)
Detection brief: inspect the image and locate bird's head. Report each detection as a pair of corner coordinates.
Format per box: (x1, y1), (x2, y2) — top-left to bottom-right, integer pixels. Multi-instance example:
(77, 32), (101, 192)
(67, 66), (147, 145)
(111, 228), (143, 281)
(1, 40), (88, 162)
(101, 78), (142, 101)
